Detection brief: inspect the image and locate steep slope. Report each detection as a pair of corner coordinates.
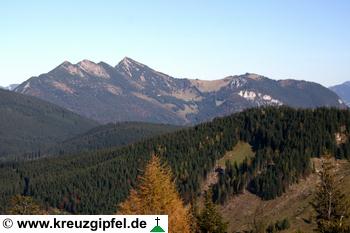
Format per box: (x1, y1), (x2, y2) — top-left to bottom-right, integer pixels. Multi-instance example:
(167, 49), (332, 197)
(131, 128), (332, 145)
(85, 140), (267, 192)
(15, 57), (346, 125)
(0, 89), (98, 158)
(220, 158), (350, 233)
(48, 122), (182, 156)
(330, 81), (350, 106)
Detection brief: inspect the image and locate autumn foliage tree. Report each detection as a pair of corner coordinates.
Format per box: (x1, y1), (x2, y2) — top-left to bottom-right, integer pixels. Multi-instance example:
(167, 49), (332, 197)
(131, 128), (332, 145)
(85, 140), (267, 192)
(117, 155), (191, 233)
(7, 195), (44, 214)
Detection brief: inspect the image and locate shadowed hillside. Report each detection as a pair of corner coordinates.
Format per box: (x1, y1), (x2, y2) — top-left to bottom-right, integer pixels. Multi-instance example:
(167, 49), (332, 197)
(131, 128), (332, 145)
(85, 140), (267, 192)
(0, 89), (98, 158)
(48, 122), (182, 156)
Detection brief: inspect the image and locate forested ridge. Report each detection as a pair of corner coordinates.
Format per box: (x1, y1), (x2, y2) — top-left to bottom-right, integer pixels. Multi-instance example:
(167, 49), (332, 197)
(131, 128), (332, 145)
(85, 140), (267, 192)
(45, 122), (182, 157)
(0, 107), (349, 214)
(0, 89), (98, 158)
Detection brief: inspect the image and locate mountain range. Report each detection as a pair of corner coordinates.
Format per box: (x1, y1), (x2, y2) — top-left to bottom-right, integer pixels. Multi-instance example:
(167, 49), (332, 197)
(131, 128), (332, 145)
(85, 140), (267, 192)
(330, 81), (350, 107)
(14, 57), (346, 125)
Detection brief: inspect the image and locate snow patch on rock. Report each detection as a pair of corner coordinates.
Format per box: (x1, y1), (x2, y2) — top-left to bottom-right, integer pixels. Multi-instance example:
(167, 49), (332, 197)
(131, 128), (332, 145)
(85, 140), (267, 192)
(238, 90), (283, 106)
(215, 100), (225, 106)
(23, 82), (31, 92)
(238, 90), (257, 100)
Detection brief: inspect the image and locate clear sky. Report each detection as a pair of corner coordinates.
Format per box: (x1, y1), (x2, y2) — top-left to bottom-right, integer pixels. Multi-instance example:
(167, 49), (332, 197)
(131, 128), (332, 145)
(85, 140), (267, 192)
(1, 0), (349, 87)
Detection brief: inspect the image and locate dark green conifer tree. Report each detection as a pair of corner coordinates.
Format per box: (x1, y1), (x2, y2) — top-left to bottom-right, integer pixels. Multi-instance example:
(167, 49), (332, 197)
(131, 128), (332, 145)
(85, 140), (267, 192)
(312, 157), (350, 233)
(198, 191), (228, 233)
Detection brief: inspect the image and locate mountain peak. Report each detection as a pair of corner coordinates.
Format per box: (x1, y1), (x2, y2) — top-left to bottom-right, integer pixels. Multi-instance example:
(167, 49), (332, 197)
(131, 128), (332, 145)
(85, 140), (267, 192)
(77, 59), (97, 71)
(115, 57), (148, 77)
(244, 73), (265, 80)
(121, 56), (137, 63)
(54, 61), (82, 76)
(60, 60), (73, 67)
(117, 57), (146, 69)
(78, 59), (95, 65)
(54, 59), (110, 79)
(76, 59), (110, 79)
(121, 56), (132, 62)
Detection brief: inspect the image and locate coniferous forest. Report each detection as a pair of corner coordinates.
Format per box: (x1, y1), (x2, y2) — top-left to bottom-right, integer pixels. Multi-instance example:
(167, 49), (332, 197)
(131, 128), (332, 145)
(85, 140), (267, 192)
(0, 107), (349, 214)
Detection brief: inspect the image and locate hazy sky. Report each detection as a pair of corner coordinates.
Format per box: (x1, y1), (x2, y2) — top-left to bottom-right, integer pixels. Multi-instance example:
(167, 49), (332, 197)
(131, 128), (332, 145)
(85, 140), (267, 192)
(1, 0), (349, 87)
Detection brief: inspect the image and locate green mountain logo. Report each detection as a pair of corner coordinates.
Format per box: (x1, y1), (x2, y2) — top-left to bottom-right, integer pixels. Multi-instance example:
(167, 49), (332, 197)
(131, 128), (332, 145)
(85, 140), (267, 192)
(150, 217), (165, 232)
(150, 225), (165, 232)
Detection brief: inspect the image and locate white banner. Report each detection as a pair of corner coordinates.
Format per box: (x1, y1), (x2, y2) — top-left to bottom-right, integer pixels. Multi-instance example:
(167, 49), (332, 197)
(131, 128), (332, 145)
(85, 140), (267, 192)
(0, 215), (168, 233)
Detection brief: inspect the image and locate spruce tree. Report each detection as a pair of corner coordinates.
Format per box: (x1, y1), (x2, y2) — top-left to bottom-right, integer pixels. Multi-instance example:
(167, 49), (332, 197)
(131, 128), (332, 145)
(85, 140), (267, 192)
(117, 155), (190, 233)
(312, 157), (350, 233)
(198, 191), (228, 233)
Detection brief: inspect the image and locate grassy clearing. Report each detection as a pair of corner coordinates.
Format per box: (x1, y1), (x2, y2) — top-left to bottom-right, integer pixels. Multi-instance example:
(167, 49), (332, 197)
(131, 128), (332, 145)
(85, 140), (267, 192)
(217, 141), (255, 167)
(199, 141), (255, 207)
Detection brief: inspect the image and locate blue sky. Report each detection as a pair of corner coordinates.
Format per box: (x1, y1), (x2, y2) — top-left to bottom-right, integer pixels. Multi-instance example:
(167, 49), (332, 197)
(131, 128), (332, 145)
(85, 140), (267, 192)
(1, 0), (349, 87)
